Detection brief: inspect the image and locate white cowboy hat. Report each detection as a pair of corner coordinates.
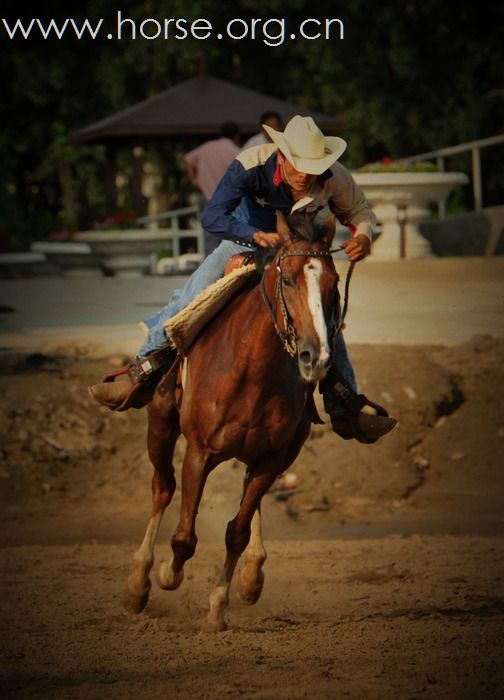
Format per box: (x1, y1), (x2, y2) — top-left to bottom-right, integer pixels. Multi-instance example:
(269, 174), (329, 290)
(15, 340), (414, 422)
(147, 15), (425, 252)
(263, 115), (346, 175)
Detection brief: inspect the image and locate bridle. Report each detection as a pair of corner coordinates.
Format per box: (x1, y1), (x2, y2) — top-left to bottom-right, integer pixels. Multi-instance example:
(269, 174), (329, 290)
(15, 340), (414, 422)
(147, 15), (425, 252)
(260, 245), (354, 357)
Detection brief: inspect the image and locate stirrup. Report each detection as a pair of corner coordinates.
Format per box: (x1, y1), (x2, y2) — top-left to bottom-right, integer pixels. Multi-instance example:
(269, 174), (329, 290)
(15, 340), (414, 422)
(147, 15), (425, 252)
(330, 402), (397, 444)
(323, 380), (396, 444)
(98, 344), (178, 411)
(126, 343), (177, 384)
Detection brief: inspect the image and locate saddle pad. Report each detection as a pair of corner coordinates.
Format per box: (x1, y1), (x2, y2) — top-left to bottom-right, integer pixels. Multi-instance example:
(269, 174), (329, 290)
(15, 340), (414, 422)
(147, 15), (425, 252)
(164, 264), (257, 355)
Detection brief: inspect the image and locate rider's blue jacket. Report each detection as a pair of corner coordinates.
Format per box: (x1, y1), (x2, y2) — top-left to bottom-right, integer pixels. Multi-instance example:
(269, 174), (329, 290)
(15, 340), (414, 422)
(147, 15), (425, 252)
(201, 143), (376, 247)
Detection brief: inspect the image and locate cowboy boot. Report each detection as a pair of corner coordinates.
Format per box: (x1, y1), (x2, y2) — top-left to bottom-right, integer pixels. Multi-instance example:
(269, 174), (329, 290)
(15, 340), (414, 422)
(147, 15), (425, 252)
(320, 370), (397, 444)
(88, 343), (178, 412)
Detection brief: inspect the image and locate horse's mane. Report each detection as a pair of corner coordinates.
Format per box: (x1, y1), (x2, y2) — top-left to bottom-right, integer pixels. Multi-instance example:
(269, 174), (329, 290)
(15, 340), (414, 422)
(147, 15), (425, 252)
(285, 214), (327, 244)
(256, 213), (329, 274)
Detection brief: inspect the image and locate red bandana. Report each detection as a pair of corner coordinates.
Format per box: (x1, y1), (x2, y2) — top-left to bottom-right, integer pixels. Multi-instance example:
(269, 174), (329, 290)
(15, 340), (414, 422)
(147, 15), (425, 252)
(273, 157), (282, 187)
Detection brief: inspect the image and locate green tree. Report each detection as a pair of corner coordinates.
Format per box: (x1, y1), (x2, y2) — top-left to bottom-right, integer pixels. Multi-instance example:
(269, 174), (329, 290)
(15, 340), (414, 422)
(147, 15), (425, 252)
(1, 0), (502, 247)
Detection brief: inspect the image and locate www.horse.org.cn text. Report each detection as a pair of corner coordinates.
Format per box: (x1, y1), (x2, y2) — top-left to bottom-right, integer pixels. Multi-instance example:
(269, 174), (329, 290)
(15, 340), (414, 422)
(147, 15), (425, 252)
(1, 14), (345, 47)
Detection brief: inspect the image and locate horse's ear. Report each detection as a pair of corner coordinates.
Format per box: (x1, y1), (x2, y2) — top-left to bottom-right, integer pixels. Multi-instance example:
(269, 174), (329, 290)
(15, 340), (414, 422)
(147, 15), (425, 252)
(319, 213), (336, 246)
(276, 210), (292, 243)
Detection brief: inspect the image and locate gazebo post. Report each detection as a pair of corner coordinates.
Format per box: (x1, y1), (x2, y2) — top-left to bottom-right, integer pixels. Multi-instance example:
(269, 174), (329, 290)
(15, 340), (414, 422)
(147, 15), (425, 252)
(105, 142), (118, 215)
(131, 145), (145, 218)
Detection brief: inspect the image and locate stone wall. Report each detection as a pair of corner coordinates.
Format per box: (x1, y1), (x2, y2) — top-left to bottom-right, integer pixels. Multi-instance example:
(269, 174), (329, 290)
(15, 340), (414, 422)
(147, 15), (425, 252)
(419, 205), (504, 256)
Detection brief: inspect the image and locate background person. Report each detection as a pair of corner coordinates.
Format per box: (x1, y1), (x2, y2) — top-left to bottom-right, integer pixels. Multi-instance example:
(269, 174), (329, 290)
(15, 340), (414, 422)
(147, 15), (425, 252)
(240, 110), (283, 151)
(184, 121), (240, 256)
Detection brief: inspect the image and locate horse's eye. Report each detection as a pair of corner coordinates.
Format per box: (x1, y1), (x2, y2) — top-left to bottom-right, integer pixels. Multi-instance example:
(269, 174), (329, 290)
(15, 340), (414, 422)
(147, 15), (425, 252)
(282, 277), (292, 287)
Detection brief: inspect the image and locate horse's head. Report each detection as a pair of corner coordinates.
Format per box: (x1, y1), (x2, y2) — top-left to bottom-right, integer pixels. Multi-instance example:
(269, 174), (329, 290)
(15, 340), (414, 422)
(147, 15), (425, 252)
(263, 211), (340, 383)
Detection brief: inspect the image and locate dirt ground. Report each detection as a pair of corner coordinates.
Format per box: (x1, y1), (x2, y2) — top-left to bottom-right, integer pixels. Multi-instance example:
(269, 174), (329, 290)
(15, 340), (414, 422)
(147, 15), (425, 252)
(0, 335), (503, 699)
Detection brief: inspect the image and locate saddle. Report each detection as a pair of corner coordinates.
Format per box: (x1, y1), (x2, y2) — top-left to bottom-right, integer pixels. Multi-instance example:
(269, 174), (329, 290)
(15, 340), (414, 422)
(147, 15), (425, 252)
(223, 252), (256, 275)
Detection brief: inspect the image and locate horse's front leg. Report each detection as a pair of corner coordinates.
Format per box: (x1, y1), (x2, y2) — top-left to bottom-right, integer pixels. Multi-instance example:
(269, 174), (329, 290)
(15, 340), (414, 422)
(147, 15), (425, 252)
(237, 507), (267, 605)
(157, 441), (214, 591)
(123, 474), (170, 614)
(203, 462), (282, 632)
(123, 476), (171, 614)
(206, 416), (311, 630)
(123, 402), (179, 614)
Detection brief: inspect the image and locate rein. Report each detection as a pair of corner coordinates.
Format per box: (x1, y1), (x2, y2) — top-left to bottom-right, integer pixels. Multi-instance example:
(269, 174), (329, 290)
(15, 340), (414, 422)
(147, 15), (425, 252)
(260, 245), (355, 357)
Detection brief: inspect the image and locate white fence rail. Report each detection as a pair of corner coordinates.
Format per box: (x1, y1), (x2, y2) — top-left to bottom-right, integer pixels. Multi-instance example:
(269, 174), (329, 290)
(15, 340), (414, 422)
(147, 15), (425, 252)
(398, 133), (504, 213)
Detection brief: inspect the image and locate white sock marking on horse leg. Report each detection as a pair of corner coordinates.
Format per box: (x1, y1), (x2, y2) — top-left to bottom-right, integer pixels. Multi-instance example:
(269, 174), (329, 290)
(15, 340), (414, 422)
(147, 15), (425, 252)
(243, 509), (266, 567)
(125, 512), (163, 606)
(237, 509), (267, 604)
(304, 259), (330, 365)
(134, 512), (163, 567)
(206, 554), (240, 631)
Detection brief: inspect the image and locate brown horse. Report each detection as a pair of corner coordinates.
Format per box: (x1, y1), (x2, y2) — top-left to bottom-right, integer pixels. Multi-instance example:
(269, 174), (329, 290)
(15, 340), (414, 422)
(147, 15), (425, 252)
(123, 213), (340, 631)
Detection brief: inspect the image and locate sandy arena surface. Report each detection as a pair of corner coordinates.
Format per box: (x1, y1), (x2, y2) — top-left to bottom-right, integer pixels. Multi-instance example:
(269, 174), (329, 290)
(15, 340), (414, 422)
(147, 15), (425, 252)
(0, 258), (503, 699)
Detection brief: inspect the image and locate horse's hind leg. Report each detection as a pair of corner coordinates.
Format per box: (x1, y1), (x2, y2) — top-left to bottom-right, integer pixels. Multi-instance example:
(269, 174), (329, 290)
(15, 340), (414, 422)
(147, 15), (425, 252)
(236, 507), (266, 605)
(204, 463), (282, 632)
(157, 441), (215, 591)
(123, 401), (180, 615)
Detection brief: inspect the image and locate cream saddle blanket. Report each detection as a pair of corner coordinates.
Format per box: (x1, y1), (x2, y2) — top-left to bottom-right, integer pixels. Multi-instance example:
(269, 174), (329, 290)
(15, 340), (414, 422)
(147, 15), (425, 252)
(163, 264), (257, 356)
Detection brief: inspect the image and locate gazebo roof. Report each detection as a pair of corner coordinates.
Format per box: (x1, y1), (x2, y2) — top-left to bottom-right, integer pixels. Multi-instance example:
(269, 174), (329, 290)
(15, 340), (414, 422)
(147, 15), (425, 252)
(70, 75), (342, 143)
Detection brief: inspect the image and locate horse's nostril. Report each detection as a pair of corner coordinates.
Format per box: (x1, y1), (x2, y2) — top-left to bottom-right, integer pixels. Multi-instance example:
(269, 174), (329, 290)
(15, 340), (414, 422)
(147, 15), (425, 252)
(299, 350), (313, 366)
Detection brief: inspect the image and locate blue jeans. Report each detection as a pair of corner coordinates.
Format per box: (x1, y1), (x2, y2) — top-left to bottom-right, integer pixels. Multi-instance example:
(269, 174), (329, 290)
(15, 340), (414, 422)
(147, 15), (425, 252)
(138, 240), (249, 356)
(137, 240), (357, 393)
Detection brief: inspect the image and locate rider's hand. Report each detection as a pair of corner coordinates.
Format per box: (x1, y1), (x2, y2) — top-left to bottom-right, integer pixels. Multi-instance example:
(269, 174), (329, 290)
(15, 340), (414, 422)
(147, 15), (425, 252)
(252, 231), (281, 248)
(341, 234), (371, 262)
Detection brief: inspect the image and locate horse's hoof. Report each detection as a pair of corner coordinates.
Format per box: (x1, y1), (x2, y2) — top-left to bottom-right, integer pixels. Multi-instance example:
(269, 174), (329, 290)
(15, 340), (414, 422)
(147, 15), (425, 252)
(201, 616), (228, 633)
(237, 569), (264, 606)
(122, 585), (150, 615)
(156, 561), (184, 590)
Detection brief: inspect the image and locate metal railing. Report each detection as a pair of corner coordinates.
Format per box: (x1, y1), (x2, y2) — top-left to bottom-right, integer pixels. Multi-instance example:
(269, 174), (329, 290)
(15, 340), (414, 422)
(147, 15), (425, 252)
(136, 204), (201, 228)
(136, 205), (204, 269)
(399, 133), (504, 213)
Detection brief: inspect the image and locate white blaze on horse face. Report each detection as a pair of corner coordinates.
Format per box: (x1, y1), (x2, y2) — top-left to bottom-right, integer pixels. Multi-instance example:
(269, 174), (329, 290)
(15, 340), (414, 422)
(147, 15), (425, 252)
(303, 259), (330, 366)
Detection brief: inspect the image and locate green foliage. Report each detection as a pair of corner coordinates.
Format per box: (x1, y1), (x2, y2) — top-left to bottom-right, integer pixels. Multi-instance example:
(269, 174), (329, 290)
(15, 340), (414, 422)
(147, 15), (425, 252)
(1, 0), (502, 247)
